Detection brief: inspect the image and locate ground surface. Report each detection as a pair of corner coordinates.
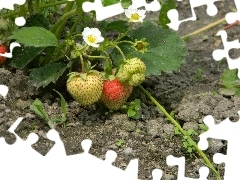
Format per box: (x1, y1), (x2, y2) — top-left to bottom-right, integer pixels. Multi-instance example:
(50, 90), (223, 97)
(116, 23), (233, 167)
(1, 1), (240, 179)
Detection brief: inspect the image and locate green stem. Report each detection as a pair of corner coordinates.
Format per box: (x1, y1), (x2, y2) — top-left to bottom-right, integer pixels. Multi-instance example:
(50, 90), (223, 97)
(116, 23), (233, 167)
(103, 50), (113, 73)
(19, 5), (26, 17)
(35, 0), (40, 13)
(138, 85), (221, 179)
(27, 0), (34, 16)
(115, 45), (126, 60)
(115, 23), (134, 42)
(80, 54), (85, 73)
(117, 40), (135, 45)
(50, 9), (77, 34)
(86, 55), (109, 59)
(69, 13), (82, 35)
(40, 0), (70, 8)
(55, 1), (75, 39)
(3, 0), (70, 18)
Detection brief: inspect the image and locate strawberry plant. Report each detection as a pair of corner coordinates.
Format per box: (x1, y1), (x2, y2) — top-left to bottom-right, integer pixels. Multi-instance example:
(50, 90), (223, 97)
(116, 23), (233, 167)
(1, 0), (222, 178)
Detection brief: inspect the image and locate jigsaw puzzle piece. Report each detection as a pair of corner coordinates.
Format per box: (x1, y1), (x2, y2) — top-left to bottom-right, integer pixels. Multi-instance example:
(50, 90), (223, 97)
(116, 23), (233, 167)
(0, 0), (26, 10)
(166, 155), (209, 180)
(225, 0), (240, 24)
(198, 112), (240, 180)
(167, 0), (220, 30)
(0, 117), (44, 180)
(0, 85), (8, 99)
(82, 0), (124, 21)
(152, 168), (163, 180)
(45, 129), (65, 157)
(212, 30), (240, 78)
(82, 0), (160, 21)
(213, 152), (240, 180)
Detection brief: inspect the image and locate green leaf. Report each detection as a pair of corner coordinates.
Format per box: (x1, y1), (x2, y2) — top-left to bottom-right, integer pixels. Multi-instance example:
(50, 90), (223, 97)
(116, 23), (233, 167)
(105, 20), (129, 33)
(159, 0), (176, 29)
(9, 45), (44, 68)
(174, 127), (181, 135)
(127, 108), (136, 117)
(53, 89), (67, 122)
(9, 27), (58, 47)
(30, 98), (49, 121)
(121, 0), (132, 8)
(198, 124), (208, 132)
(50, 117), (65, 123)
(116, 139), (124, 147)
(29, 61), (72, 89)
(102, 0), (119, 6)
(112, 22), (187, 76)
(221, 69), (240, 97)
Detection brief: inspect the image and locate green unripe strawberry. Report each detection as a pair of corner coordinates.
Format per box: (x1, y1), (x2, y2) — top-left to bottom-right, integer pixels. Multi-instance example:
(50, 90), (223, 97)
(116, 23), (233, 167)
(128, 73), (145, 86)
(66, 71), (103, 106)
(116, 57), (146, 86)
(101, 78), (133, 110)
(123, 58), (146, 74)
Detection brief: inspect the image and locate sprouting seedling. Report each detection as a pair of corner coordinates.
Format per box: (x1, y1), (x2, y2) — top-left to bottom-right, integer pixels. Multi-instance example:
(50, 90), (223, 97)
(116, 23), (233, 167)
(121, 99), (141, 119)
(30, 90), (67, 128)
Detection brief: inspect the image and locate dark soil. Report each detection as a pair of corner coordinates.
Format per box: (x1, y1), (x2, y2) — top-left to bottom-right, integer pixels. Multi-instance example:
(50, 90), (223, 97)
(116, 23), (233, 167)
(1, 1), (240, 179)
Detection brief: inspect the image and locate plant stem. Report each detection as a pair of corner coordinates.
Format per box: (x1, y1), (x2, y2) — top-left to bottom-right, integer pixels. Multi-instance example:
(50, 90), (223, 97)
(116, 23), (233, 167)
(182, 17), (226, 39)
(115, 23), (134, 42)
(50, 9), (77, 34)
(27, 0), (34, 16)
(19, 5), (26, 17)
(80, 54), (85, 72)
(103, 50), (113, 73)
(3, 0), (70, 18)
(86, 55), (109, 59)
(138, 85), (221, 179)
(69, 13), (82, 35)
(35, 0), (40, 13)
(55, 1), (75, 39)
(117, 40), (135, 45)
(115, 45), (126, 60)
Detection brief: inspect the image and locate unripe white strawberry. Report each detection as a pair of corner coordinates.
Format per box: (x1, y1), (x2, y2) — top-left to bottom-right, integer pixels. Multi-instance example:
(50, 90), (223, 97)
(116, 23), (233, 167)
(66, 71), (103, 106)
(124, 58), (146, 74)
(128, 73), (145, 86)
(116, 57), (146, 86)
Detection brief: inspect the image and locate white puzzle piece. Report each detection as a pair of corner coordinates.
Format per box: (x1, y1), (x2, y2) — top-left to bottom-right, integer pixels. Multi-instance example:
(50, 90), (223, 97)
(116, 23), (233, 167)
(198, 112), (240, 180)
(82, 0), (160, 21)
(212, 30), (240, 78)
(167, 0), (221, 31)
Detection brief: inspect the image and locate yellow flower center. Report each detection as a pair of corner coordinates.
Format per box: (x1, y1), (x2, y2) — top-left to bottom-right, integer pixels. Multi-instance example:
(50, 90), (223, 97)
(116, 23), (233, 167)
(87, 35), (97, 43)
(131, 13), (140, 20)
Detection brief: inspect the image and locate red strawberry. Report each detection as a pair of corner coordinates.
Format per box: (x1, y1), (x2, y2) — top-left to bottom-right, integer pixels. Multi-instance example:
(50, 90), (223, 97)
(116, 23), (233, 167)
(0, 44), (7, 65)
(101, 78), (133, 110)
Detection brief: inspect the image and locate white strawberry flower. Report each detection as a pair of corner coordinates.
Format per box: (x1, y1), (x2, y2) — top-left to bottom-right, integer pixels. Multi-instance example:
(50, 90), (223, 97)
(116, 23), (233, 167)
(125, 5), (146, 23)
(82, 27), (104, 48)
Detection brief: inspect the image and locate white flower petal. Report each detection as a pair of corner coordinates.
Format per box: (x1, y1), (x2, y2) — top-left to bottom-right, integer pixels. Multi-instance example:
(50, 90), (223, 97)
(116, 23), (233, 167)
(91, 28), (101, 36)
(125, 6), (138, 18)
(138, 9), (146, 16)
(90, 43), (99, 48)
(97, 37), (104, 43)
(82, 27), (90, 36)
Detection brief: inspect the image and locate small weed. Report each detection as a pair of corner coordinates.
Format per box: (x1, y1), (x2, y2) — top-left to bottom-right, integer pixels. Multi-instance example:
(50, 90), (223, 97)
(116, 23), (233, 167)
(30, 90), (67, 128)
(135, 128), (141, 133)
(116, 139), (124, 147)
(121, 99), (141, 119)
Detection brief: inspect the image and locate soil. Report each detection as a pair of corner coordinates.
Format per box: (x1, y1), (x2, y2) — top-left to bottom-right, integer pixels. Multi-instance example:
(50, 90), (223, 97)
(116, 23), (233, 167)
(1, 1), (240, 179)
